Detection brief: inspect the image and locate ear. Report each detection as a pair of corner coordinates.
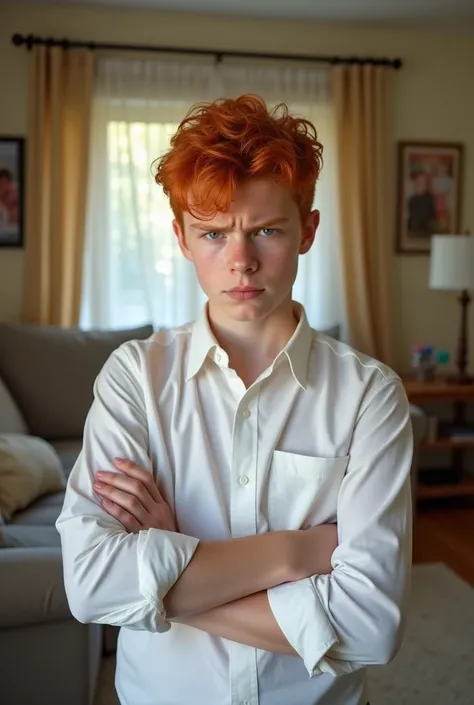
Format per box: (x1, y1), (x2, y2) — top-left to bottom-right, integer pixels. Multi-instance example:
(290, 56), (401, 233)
(173, 219), (193, 262)
(299, 210), (320, 255)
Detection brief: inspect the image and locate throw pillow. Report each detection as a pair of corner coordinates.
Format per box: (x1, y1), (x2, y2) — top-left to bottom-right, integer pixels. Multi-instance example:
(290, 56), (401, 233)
(0, 434), (66, 522)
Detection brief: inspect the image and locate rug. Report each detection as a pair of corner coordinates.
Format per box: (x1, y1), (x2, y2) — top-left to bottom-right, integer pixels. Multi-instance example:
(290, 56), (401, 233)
(94, 563), (474, 705)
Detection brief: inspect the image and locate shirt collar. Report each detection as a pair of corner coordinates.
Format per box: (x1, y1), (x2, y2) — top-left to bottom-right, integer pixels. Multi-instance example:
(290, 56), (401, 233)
(186, 302), (313, 389)
(280, 303), (313, 390)
(186, 305), (220, 382)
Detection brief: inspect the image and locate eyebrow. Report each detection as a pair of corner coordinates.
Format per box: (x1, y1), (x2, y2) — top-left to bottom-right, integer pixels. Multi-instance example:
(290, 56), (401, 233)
(188, 217), (290, 233)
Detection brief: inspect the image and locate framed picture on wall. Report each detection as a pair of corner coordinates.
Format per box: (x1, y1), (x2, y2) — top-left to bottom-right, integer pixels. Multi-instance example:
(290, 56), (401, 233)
(0, 136), (25, 248)
(396, 141), (464, 254)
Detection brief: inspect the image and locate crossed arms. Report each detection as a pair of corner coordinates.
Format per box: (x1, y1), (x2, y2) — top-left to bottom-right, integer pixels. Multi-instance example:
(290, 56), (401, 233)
(93, 456), (339, 655)
(56, 345), (414, 676)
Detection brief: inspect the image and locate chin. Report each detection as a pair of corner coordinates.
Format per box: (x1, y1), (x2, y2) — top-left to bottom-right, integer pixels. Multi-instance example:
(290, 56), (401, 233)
(208, 290), (291, 322)
(224, 299), (275, 323)
(228, 308), (266, 322)
(207, 296), (261, 320)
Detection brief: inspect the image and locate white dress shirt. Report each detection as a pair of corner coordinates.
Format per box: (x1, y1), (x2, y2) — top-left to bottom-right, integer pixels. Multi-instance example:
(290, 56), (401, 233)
(56, 303), (413, 705)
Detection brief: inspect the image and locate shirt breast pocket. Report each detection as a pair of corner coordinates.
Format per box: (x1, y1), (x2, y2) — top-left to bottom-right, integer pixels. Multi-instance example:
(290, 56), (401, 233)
(266, 451), (349, 531)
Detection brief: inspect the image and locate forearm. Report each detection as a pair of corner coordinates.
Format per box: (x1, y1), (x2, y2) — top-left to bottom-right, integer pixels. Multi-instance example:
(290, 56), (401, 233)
(163, 531), (292, 619)
(175, 590), (297, 656)
(164, 523), (338, 621)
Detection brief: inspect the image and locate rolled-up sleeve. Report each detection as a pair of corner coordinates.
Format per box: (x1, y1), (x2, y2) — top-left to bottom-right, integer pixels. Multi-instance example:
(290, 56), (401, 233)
(55, 343), (200, 632)
(268, 378), (413, 677)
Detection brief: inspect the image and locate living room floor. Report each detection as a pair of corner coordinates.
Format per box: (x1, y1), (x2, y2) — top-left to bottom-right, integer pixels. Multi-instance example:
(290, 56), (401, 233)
(413, 499), (474, 586)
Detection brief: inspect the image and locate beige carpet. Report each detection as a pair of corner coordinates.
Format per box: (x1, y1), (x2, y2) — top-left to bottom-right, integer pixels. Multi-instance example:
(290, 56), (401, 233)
(95, 563), (474, 705)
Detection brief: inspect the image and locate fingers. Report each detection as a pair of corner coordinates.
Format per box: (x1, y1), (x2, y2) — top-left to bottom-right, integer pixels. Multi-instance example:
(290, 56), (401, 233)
(93, 458), (174, 533)
(112, 458), (164, 503)
(94, 466), (153, 518)
(101, 498), (142, 533)
(94, 479), (149, 523)
(95, 464), (159, 509)
(94, 459), (166, 525)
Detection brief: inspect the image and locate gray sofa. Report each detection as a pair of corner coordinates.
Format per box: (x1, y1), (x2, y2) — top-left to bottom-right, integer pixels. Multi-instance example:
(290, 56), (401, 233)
(0, 322), (153, 705)
(0, 321), (427, 705)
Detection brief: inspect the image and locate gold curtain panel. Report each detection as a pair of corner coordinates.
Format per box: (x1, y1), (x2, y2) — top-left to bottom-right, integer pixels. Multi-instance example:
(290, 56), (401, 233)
(22, 45), (94, 326)
(333, 64), (393, 365)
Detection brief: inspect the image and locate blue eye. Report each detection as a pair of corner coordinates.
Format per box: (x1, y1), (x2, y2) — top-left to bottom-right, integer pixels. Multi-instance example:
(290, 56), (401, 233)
(204, 232), (221, 240)
(258, 228), (276, 236)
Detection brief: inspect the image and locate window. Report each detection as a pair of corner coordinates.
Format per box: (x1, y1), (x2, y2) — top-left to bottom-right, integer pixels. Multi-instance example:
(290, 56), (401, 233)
(81, 57), (344, 333)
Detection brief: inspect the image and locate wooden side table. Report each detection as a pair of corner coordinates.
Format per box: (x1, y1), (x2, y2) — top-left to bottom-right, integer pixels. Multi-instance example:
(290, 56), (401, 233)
(402, 376), (474, 500)
(403, 377), (474, 499)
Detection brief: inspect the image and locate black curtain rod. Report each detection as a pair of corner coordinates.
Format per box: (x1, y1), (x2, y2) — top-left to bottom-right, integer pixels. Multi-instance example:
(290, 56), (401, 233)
(11, 33), (402, 69)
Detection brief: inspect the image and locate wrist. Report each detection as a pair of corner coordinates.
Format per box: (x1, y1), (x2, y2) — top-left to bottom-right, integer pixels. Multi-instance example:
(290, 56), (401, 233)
(283, 526), (334, 582)
(276, 530), (304, 584)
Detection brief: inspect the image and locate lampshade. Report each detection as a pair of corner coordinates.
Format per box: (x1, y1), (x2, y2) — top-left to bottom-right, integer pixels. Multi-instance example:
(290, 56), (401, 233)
(429, 235), (474, 291)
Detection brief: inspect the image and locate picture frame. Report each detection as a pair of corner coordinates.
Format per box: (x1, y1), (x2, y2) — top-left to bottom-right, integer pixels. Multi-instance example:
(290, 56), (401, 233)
(0, 136), (25, 248)
(395, 141), (464, 255)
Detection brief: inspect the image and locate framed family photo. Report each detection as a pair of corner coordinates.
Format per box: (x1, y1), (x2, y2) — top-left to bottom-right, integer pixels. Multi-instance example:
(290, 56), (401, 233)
(0, 136), (25, 248)
(396, 141), (464, 254)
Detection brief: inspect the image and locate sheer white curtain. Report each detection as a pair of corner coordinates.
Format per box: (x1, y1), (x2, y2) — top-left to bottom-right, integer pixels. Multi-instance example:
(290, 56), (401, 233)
(81, 56), (344, 333)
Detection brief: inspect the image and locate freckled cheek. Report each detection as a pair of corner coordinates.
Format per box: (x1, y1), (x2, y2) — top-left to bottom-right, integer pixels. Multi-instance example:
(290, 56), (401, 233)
(192, 250), (224, 289)
(195, 249), (222, 270)
(265, 249), (298, 277)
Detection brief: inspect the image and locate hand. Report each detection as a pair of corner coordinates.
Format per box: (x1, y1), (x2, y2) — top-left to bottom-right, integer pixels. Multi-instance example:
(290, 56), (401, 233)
(288, 523), (339, 582)
(93, 458), (177, 534)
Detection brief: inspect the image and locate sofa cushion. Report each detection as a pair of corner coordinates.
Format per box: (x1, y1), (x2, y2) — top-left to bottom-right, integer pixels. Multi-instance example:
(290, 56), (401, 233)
(0, 434), (66, 521)
(0, 376), (28, 435)
(9, 490), (65, 526)
(1, 524), (61, 548)
(0, 322), (153, 440)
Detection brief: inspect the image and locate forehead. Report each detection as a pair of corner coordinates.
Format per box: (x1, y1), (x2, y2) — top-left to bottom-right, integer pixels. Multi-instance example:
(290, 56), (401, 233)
(183, 179), (298, 227)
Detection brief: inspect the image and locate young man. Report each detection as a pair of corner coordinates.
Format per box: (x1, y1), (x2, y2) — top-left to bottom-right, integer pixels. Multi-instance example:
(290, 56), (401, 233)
(57, 95), (413, 705)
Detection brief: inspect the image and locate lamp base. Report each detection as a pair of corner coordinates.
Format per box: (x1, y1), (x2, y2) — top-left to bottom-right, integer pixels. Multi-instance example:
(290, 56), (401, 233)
(447, 373), (474, 385)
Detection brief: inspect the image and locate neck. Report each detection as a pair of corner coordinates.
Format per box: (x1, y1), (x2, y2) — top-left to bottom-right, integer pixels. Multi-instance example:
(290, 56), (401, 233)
(208, 299), (299, 385)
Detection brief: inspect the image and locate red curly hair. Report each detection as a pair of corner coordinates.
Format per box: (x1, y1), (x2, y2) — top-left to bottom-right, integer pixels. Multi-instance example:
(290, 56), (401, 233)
(154, 94), (323, 225)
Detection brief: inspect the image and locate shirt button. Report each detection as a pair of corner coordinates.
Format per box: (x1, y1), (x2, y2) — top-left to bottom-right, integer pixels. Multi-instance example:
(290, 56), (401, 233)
(216, 352), (221, 362)
(241, 408), (250, 419)
(238, 475), (249, 486)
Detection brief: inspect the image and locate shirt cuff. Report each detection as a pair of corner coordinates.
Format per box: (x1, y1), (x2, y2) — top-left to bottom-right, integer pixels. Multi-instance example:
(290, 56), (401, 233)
(138, 529), (200, 632)
(267, 577), (338, 677)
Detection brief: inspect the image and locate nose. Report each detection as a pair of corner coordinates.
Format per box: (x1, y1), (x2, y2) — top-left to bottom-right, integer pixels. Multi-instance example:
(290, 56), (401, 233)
(227, 237), (258, 275)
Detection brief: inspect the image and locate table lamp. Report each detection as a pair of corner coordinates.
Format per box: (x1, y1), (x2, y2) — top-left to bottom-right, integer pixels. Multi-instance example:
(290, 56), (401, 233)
(429, 233), (474, 384)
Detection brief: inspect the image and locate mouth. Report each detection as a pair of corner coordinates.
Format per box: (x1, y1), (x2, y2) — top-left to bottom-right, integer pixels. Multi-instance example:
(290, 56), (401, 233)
(226, 287), (264, 301)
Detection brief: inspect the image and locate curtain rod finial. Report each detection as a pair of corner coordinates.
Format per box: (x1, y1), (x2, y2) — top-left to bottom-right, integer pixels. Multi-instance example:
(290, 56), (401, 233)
(11, 33), (23, 47)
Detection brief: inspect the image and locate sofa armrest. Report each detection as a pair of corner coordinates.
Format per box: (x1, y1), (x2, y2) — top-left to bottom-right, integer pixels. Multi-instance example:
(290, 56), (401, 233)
(0, 547), (71, 627)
